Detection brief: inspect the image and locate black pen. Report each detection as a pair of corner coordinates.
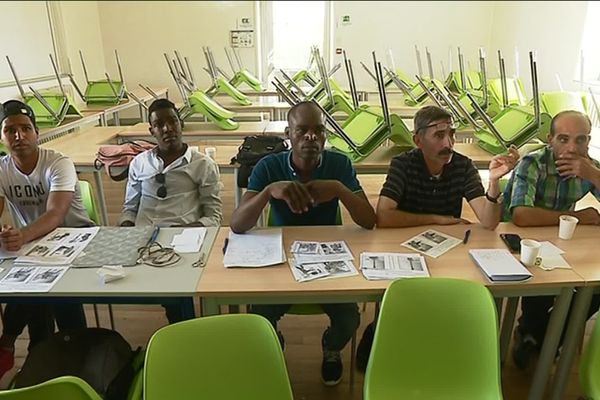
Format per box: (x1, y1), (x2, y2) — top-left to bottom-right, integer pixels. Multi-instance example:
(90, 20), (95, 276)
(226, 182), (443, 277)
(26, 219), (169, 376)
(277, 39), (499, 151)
(463, 229), (471, 244)
(222, 237), (229, 255)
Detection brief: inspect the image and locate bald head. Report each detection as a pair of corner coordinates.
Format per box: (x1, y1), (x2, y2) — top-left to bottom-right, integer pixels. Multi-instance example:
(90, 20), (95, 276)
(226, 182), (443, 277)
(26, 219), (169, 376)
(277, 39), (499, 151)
(550, 110), (591, 136)
(287, 101), (323, 126)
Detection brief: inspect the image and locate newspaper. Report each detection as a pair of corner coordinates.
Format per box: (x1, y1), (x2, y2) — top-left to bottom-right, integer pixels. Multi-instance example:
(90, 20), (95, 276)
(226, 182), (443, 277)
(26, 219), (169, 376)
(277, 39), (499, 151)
(401, 229), (462, 258)
(0, 265), (69, 292)
(289, 241), (357, 282)
(361, 252), (430, 280)
(15, 227), (99, 265)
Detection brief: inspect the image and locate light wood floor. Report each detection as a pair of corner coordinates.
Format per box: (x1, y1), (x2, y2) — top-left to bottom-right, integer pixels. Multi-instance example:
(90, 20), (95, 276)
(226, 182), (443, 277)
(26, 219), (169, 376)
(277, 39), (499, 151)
(2, 167), (599, 399)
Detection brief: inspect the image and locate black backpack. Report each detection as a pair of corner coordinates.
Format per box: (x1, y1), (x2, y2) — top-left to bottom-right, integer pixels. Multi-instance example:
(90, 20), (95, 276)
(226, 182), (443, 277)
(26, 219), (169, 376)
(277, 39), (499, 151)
(14, 328), (142, 400)
(231, 135), (288, 188)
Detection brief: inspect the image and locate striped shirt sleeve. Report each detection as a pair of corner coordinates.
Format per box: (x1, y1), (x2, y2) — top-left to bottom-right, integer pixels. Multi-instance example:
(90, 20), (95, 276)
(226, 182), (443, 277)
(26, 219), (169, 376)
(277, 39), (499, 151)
(380, 157), (406, 204)
(508, 157), (539, 211)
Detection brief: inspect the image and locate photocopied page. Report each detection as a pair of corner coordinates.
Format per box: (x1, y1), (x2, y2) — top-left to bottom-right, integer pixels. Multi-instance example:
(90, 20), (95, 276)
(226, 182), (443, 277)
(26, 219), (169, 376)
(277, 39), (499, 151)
(401, 229), (462, 258)
(223, 228), (286, 268)
(360, 252), (430, 280)
(15, 227), (99, 266)
(288, 240), (358, 282)
(0, 265), (69, 292)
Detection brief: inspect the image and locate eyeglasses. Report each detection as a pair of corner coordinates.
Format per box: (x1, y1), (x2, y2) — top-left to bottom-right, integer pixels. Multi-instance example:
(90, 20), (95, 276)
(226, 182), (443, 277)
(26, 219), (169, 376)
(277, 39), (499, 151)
(155, 173), (167, 199)
(417, 121), (458, 134)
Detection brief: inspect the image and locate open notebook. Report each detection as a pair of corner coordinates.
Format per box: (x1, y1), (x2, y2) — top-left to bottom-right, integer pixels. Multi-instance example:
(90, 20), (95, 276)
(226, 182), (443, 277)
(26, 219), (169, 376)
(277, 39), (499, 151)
(470, 249), (533, 282)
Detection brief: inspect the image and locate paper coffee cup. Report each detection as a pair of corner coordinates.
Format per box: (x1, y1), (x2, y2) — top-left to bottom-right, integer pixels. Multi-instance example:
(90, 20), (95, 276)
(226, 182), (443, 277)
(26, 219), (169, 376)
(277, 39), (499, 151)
(205, 147), (216, 160)
(558, 215), (579, 240)
(520, 239), (542, 267)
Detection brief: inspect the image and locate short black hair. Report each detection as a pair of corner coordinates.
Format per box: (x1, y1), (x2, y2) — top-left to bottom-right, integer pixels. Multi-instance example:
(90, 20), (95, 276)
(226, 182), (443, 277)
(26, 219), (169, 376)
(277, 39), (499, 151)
(550, 110), (591, 135)
(148, 98), (180, 122)
(0, 100), (37, 130)
(287, 101), (322, 125)
(413, 106), (452, 134)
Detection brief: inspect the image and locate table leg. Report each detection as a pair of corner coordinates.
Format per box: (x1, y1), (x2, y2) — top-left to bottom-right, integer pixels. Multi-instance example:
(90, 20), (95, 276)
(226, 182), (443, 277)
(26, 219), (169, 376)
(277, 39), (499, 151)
(93, 170), (109, 225)
(550, 286), (594, 400)
(201, 298), (220, 316)
(234, 167), (242, 208)
(528, 287), (573, 400)
(181, 297), (196, 319)
(113, 111), (120, 126)
(500, 297), (519, 365)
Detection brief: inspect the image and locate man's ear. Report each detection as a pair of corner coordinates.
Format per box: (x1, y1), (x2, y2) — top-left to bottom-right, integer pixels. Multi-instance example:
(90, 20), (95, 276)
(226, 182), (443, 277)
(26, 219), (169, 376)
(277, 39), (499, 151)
(413, 133), (420, 147)
(284, 126), (290, 138)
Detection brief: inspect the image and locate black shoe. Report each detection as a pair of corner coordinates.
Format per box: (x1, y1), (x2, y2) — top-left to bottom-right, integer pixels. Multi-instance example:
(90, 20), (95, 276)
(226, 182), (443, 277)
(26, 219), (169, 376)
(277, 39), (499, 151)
(276, 330), (285, 351)
(512, 330), (538, 370)
(322, 349), (343, 386)
(356, 322), (375, 373)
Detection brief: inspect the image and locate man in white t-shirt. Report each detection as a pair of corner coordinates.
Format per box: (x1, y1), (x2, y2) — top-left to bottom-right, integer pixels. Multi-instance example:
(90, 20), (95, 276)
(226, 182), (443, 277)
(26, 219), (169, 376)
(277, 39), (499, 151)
(0, 100), (92, 378)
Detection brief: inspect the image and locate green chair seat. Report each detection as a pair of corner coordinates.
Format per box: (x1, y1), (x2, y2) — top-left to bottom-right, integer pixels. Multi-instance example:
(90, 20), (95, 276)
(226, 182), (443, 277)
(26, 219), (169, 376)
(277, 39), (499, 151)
(0, 376), (102, 400)
(209, 77), (252, 106)
(144, 314), (293, 400)
(541, 91), (588, 116)
(580, 314), (600, 398)
(23, 93), (82, 128)
(84, 80), (127, 105)
(364, 278), (502, 400)
(230, 69), (264, 92)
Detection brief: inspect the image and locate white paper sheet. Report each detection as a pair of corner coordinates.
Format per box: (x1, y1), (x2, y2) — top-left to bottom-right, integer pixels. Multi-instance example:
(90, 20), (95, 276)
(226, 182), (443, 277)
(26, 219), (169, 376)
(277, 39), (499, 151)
(170, 227), (207, 253)
(15, 227), (99, 265)
(360, 252), (430, 280)
(223, 229), (286, 268)
(401, 229), (462, 258)
(470, 249), (533, 282)
(0, 266), (69, 292)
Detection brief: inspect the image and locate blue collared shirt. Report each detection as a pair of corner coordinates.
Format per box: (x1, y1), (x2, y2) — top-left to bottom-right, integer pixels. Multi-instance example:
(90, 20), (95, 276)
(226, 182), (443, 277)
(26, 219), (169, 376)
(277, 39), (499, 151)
(247, 150), (363, 226)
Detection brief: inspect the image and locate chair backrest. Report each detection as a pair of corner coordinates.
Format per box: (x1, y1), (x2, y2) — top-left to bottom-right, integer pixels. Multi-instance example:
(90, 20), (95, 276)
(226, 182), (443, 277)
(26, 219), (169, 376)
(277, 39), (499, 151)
(144, 314), (294, 400)
(364, 278), (502, 400)
(79, 181), (100, 225)
(541, 91), (587, 116)
(0, 376), (102, 400)
(580, 314), (600, 398)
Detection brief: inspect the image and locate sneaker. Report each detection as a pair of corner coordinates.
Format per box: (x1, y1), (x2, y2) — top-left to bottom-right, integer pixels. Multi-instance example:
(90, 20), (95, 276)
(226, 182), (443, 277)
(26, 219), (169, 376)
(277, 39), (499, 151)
(0, 347), (14, 379)
(512, 330), (538, 370)
(321, 349), (343, 386)
(356, 322), (375, 373)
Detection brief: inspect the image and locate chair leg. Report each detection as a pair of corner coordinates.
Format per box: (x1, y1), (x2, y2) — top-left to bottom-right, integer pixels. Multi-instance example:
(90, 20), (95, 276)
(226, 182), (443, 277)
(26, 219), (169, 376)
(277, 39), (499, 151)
(93, 304), (101, 327)
(108, 305), (115, 330)
(0, 303), (4, 322)
(361, 303), (367, 312)
(349, 332), (356, 389)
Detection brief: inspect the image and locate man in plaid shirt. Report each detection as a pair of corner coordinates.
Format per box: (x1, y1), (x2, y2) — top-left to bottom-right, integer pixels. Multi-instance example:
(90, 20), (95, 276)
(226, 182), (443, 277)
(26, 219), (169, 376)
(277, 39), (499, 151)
(504, 110), (600, 369)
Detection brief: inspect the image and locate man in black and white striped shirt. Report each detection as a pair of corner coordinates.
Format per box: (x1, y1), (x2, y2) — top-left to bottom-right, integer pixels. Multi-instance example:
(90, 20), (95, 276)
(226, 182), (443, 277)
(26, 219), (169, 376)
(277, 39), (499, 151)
(377, 106), (518, 229)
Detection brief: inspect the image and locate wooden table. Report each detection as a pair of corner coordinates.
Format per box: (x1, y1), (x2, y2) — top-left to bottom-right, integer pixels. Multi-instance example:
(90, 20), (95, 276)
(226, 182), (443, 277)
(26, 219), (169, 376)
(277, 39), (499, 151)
(198, 224), (587, 400)
(119, 121), (288, 142)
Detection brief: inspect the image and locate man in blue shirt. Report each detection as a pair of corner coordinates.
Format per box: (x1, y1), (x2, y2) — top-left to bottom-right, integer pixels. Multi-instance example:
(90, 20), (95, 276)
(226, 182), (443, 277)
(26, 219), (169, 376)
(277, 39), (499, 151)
(230, 101), (376, 386)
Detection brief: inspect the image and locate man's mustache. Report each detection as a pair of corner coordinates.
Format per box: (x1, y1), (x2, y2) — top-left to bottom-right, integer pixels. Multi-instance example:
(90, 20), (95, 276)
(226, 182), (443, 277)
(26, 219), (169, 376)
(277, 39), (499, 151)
(438, 148), (453, 156)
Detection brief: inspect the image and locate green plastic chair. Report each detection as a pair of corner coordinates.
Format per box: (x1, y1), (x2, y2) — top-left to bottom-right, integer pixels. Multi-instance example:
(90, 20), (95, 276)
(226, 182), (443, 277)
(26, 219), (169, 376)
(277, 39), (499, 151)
(445, 70), (483, 93)
(182, 91), (239, 130)
(23, 91), (82, 128)
(144, 314), (293, 400)
(206, 77), (252, 106)
(84, 81), (127, 105)
(0, 376), (102, 400)
(541, 91), (588, 117)
(78, 181), (99, 225)
(0, 143), (8, 156)
(364, 278), (502, 400)
(230, 69), (264, 92)
(289, 69), (319, 87)
(487, 77), (527, 117)
(580, 315), (600, 399)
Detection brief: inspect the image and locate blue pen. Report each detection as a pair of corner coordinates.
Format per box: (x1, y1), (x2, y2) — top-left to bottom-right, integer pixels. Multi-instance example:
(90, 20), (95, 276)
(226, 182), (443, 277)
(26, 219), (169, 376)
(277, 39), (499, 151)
(148, 226), (160, 245)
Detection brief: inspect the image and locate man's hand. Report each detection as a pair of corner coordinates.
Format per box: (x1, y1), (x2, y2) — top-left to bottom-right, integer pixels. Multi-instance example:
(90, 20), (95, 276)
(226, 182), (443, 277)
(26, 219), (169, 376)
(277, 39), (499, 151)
(305, 180), (343, 205)
(577, 207), (600, 225)
(267, 181), (314, 214)
(489, 146), (520, 181)
(0, 225), (25, 252)
(433, 215), (472, 225)
(555, 153), (600, 181)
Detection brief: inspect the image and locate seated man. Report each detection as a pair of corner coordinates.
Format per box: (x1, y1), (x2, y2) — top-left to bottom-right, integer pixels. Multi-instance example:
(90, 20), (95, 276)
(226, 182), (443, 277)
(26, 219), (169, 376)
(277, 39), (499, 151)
(0, 100), (91, 377)
(505, 110), (600, 369)
(357, 105), (519, 371)
(120, 99), (222, 322)
(230, 101), (376, 386)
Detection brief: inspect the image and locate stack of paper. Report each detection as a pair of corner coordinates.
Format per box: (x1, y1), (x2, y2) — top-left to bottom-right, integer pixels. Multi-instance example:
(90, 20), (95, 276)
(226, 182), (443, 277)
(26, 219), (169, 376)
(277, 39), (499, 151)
(539, 241), (570, 270)
(401, 229), (462, 258)
(289, 241), (358, 282)
(360, 252), (430, 280)
(0, 265), (69, 292)
(171, 227), (207, 253)
(470, 249), (533, 282)
(15, 227), (99, 266)
(223, 229), (286, 268)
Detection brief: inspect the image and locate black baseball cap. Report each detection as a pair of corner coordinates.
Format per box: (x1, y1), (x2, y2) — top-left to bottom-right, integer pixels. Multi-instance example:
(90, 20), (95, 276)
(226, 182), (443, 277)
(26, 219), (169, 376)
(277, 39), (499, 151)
(0, 100), (37, 128)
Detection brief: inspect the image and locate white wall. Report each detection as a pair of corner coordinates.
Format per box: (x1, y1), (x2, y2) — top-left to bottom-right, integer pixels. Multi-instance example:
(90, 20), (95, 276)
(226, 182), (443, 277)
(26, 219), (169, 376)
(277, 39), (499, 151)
(489, 1), (589, 92)
(96, 1), (257, 103)
(331, 1), (496, 89)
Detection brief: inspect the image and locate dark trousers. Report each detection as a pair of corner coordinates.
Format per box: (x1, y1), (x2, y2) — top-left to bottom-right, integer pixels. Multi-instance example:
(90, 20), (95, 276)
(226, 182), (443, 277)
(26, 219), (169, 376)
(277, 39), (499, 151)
(251, 303), (360, 351)
(518, 293), (600, 347)
(162, 304), (185, 324)
(3, 303), (87, 350)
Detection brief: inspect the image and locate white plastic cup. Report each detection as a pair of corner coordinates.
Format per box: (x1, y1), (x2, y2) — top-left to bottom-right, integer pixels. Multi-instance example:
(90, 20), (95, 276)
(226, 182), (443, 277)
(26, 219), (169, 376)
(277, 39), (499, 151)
(205, 147), (216, 160)
(558, 215), (579, 240)
(520, 239), (542, 267)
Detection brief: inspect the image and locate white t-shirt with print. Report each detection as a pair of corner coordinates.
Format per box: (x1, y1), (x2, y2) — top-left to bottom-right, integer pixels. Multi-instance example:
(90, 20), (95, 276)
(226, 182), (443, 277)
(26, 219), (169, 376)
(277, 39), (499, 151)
(0, 148), (92, 228)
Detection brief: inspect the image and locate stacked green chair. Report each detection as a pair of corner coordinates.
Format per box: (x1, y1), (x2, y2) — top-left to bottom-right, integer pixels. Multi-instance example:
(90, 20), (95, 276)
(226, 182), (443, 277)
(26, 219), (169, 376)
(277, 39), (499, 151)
(6, 55), (82, 128)
(144, 314), (293, 400)
(164, 52), (239, 130)
(0, 376), (102, 400)
(580, 314), (600, 399)
(363, 62), (429, 107)
(540, 91), (589, 116)
(224, 47), (264, 92)
(68, 50), (128, 106)
(467, 51), (551, 155)
(321, 53), (415, 161)
(364, 278), (502, 400)
(203, 47), (252, 106)
(0, 143), (7, 157)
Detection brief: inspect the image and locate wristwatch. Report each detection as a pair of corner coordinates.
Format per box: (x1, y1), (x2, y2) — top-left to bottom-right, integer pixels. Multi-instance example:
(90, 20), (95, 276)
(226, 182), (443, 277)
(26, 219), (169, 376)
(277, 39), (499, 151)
(485, 191), (504, 204)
